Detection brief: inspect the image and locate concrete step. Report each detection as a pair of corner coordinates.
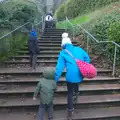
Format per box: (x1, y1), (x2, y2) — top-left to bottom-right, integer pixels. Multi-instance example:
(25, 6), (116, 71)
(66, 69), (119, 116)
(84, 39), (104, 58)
(44, 28), (65, 32)
(17, 50), (60, 55)
(24, 44), (78, 49)
(52, 107), (120, 120)
(41, 36), (62, 39)
(0, 83), (119, 95)
(39, 38), (62, 41)
(9, 55), (59, 60)
(0, 67), (112, 76)
(38, 44), (61, 47)
(0, 94), (120, 109)
(1, 107), (120, 120)
(24, 43), (78, 48)
(22, 47), (62, 51)
(43, 31), (65, 34)
(38, 42), (77, 45)
(0, 76), (119, 85)
(43, 32), (64, 35)
(38, 41), (77, 44)
(43, 34), (62, 36)
(5, 60), (57, 64)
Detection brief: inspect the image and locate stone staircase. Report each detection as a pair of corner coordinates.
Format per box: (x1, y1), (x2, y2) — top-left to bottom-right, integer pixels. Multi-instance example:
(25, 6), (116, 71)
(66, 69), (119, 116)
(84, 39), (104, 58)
(0, 28), (120, 120)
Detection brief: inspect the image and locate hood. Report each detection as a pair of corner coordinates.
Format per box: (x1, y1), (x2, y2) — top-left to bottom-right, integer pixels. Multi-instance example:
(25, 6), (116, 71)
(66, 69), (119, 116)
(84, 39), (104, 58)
(43, 67), (55, 80)
(30, 29), (37, 37)
(61, 33), (72, 47)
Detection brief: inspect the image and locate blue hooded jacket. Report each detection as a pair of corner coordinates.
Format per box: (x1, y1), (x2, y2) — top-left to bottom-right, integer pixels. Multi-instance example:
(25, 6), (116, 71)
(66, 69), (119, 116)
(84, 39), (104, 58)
(30, 29), (38, 38)
(55, 44), (90, 83)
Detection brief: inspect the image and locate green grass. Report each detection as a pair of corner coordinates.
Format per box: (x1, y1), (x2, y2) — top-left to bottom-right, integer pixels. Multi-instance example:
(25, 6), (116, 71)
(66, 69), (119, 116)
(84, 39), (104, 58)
(56, 1), (120, 29)
(56, 15), (89, 29)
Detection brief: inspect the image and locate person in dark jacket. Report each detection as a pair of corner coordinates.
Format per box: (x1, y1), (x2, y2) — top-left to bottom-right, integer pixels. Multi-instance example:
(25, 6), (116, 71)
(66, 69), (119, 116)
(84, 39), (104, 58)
(55, 33), (90, 120)
(28, 29), (39, 70)
(33, 68), (57, 120)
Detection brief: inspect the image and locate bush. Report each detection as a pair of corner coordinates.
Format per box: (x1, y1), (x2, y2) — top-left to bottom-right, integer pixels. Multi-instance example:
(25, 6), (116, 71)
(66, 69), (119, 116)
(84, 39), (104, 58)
(108, 21), (120, 43)
(84, 12), (120, 63)
(64, 10), (120, 65)
(55, 0), (120, 19)
(0, 0), (42, 61)
(0, 0), (41, 29)
(0, 29), (28, 61)
(55, 3), (66, 20)
(107, 21), (120, 61)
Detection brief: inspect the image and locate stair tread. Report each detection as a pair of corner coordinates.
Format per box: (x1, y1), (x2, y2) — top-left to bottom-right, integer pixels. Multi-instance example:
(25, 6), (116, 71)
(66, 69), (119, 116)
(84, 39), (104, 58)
(0, 67), (112, 74)
(18, 50), (60, 52)
(41, 36), (62, 37)
(0, 84), (119, 94)
(24, 47), (61, 49)
(0, 94), (120, 107)
(0, 76), (119, 83)
(10, 55), (59, 58)
(55, 107), (120, 119)
(5, 60), (57, 62)
(1, 107), (120, 120)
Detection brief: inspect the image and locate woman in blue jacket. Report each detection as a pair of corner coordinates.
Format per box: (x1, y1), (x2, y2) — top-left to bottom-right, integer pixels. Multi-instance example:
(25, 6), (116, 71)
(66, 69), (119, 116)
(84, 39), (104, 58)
(55, 33), (90, 120)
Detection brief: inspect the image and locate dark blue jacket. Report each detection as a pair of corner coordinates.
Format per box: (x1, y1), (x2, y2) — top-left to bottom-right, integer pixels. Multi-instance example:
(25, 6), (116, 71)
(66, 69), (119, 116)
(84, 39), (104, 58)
(28, 30), (39, 54)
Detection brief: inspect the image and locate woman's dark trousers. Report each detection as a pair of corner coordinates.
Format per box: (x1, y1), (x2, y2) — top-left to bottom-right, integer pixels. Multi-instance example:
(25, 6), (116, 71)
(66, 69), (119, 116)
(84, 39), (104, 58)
(67, 82), (79, 111)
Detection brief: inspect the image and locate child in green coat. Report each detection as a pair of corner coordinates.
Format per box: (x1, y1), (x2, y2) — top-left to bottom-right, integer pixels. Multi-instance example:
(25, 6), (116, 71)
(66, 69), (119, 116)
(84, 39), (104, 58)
(33, 68), (57, 120)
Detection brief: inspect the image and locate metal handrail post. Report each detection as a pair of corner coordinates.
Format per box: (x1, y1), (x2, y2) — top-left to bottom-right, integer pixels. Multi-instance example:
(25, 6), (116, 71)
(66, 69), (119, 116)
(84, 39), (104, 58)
(72, 26), (75, 40)
(112, 45), (117, 76)
(87, 35), (89, 53)
(42, 16), (44, 32)
(65, 17), (67, 31)
(66, 17), (74, 40)
(64, 19), (66, 30)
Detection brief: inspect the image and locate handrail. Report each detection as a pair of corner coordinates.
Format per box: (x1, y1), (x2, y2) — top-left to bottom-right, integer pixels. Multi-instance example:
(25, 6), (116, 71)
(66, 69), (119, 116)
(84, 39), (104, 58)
(0, 22), (30, 40)
(65, 17), (75, 40)
(65, 17), (120, 76)
(0, 18), (43, 40)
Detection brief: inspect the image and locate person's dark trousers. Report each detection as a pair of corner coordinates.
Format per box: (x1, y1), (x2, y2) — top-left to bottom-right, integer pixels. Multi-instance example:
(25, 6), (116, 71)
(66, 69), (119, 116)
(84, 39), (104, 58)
(30, 53), (37, 70)
(67, 82), (79, 111)
(45, 21), (53, 28)
(37, 103), (53, 120)
(45, 21), (49, 28)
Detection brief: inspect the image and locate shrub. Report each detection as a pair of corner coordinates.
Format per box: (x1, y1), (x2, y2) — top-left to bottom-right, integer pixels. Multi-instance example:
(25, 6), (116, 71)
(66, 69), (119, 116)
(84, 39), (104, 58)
(107, 21), (120, 61)
(55, 3), (66, 20)
(0, 0), (42, 61)
(0, 29), (28, 61)
(84, 12), (120, 63)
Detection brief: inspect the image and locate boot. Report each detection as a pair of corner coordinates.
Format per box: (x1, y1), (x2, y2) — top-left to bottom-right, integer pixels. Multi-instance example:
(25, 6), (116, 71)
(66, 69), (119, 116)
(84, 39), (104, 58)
(67, 111), (73, 120)
(48, 117), (53, 120)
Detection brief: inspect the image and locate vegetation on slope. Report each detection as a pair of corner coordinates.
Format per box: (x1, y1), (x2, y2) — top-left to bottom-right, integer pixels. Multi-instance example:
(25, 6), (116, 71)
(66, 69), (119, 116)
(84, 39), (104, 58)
(0, 0), (43, 61)
(55, 0), (120, 20)
(56, 2), (120, 70)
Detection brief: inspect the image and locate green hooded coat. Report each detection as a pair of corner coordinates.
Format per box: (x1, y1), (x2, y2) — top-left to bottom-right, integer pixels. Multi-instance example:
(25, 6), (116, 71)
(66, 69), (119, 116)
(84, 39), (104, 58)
(33, 68), (57, 104)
